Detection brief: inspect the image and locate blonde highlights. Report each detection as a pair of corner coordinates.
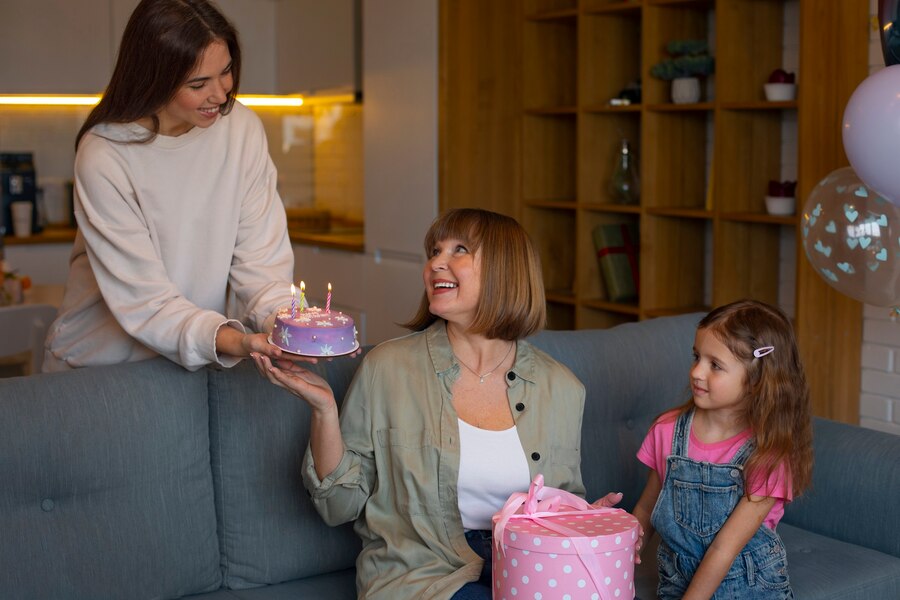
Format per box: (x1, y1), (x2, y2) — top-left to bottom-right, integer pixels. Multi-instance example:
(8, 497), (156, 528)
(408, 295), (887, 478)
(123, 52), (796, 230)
(402, 208), (546, 339)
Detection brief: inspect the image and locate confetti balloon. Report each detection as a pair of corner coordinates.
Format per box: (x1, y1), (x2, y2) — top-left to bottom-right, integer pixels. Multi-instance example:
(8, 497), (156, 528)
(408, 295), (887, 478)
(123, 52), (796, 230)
(801, 167), (900, 307)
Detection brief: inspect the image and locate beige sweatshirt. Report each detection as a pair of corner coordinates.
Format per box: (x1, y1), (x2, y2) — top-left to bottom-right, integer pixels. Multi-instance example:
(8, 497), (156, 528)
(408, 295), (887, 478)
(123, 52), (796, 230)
(44, 102), (293, 372)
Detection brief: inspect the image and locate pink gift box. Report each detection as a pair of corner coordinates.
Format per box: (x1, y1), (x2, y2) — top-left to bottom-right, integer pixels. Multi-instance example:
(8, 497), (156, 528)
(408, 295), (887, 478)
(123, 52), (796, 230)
(492, 475), (639, 600)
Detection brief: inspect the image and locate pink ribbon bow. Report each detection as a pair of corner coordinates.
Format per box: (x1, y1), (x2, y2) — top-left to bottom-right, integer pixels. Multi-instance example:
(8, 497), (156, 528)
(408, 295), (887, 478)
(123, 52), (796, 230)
(492, 474), (624, 600)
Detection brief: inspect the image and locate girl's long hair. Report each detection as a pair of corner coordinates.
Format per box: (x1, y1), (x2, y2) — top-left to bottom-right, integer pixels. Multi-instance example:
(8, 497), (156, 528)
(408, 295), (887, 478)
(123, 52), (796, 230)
(672, 299), (813, 497)
(76, 0), (241, 148)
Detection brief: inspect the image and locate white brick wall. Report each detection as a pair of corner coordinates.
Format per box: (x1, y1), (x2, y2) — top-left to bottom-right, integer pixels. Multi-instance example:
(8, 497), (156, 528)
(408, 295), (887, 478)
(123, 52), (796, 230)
(860, 0), (900, 435)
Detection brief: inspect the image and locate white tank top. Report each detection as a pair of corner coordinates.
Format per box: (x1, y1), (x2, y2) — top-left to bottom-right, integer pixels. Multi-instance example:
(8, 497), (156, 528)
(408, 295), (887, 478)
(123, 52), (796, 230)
(457, 419), (531, 530)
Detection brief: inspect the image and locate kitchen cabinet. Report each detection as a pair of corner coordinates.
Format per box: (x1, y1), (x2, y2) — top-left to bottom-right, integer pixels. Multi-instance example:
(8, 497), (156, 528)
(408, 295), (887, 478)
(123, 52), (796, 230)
(113, 0), (278, 94)
(276, 0), (360, 95)
(2, 0), (279, 95)
(0, 0), (112, 93)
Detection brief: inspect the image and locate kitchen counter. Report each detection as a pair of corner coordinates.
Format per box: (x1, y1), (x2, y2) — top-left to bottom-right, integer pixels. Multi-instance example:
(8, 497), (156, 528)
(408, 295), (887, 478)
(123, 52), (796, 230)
(3, 226), (77, 245)
(4, 226), (365, 253)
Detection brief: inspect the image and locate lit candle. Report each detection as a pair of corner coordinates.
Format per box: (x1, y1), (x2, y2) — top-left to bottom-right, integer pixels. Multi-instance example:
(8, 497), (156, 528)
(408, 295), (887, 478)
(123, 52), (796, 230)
(299, 280), (306, 312)
(290, 283), (297, 318)
(326, 282), (332, 313)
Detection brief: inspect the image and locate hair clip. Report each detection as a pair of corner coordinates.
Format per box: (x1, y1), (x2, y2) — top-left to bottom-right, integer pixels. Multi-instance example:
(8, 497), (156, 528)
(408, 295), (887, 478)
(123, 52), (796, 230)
(753, 346), (775, 358)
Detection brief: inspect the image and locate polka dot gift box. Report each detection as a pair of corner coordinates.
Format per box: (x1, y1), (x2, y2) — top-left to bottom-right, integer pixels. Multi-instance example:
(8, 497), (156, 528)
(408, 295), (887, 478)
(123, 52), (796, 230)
(492, 475), (640, 600)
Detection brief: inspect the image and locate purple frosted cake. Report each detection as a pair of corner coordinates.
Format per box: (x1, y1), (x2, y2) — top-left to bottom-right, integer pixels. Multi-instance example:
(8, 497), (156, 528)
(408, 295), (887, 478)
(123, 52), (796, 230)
(271, 306), (358, 356)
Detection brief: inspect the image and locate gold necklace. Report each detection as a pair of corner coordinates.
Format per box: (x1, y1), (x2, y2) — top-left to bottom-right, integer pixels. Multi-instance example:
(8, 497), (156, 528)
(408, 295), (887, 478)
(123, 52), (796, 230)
(454, 341), (515, 384)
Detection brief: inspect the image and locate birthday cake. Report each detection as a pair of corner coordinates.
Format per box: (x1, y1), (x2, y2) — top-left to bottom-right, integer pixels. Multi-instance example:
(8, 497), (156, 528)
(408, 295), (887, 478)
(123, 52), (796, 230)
(270, 306), (358, 356)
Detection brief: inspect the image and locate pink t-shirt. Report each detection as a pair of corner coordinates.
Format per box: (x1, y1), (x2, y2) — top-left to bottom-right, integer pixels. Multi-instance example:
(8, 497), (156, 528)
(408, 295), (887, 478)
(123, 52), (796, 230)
(637, 412), (792, 530)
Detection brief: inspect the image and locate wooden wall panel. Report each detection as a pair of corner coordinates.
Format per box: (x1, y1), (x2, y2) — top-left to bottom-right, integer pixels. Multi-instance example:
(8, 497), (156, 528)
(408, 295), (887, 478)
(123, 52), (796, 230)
(796, 0), (868, 423)
(439, 0), (521, 217)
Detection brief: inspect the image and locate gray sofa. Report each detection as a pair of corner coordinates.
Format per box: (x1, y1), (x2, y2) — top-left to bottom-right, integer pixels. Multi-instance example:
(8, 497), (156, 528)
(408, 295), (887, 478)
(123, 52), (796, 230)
(2, 313), (899, 599)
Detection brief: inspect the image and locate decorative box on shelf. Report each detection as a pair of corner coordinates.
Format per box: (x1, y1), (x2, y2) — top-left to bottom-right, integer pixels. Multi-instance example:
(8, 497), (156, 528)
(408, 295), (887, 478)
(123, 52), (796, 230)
(592, 223), (639, 303)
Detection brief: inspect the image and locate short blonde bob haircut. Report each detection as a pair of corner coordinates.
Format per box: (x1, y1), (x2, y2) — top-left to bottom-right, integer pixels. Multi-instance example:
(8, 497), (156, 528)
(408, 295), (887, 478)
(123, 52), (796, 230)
(403, 208), (547, 340)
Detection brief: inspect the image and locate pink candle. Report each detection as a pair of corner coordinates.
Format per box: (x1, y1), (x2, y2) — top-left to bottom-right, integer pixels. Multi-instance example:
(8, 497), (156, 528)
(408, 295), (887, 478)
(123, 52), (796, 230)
(299, 281), (306, 312)
(326, 282), (332, 313)
(290, 283), (297, 318)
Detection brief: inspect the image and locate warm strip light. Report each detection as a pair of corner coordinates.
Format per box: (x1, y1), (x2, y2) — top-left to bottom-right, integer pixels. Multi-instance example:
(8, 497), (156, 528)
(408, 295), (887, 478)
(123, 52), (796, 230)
(0, 93), (357, 107)
(236, 95), (303, 107)
(300, 93), (357, 106)
(0, 95), (100, 106)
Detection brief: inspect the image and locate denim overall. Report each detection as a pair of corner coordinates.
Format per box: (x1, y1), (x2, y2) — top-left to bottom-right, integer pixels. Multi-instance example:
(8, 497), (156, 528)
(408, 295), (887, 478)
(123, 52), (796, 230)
(650, 410), (793, 599)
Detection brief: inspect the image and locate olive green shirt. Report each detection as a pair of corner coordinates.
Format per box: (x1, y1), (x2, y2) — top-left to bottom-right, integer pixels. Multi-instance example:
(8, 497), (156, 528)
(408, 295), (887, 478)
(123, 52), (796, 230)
(302, 320), (586, 600)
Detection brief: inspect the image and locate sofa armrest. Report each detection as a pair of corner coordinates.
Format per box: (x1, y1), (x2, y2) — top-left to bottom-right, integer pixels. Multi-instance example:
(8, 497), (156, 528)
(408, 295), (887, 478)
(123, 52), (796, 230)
(782, 417), (900, 558)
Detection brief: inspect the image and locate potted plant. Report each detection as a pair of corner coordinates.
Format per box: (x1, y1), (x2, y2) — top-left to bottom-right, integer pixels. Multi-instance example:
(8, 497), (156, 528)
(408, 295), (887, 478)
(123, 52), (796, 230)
(764, 68), (797, 101)
(765, 179), (797, 215)
(650, 40), (715, 104)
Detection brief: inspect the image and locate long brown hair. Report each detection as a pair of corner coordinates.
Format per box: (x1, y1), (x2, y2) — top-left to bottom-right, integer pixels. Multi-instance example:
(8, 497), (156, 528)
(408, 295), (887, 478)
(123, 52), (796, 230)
(675, 299), (813, 497)
(402, 208), (547, 340)
(75, 0), (241, 148)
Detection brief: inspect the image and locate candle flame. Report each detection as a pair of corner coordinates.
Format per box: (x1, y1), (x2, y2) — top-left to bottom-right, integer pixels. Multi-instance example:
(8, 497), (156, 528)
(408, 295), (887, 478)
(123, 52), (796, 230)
(328, 282), (332, 291)
(300, 281), (305, 291)
(290, 283), (296, 295)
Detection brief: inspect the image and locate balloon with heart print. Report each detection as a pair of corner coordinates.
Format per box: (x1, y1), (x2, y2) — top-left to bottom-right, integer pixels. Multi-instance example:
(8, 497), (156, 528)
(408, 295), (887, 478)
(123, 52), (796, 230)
(801, 167), (900, 307)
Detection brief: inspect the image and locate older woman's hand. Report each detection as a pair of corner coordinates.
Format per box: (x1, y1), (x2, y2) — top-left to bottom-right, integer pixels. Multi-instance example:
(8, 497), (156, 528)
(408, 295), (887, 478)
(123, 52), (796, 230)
(251, 353), (336, 414)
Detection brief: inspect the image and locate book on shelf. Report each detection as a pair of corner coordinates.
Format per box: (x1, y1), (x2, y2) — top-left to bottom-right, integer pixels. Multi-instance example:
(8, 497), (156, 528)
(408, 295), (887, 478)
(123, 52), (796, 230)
(592, 223), (639, 303)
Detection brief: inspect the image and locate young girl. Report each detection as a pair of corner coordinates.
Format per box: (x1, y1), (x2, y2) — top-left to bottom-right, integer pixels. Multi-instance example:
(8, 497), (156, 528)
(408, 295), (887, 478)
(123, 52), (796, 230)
(632, 299), (812, 599)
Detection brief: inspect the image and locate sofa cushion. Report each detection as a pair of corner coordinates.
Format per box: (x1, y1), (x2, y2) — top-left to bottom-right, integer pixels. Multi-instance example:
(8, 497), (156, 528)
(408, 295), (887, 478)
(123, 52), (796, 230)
(185, 568), (357, 599)
(529, 313), (703, 509)
(783, 418), (900, 558)
(779, 523), (900, 599)
(0, 358), (221, 600)
(208, 359), (363, 589)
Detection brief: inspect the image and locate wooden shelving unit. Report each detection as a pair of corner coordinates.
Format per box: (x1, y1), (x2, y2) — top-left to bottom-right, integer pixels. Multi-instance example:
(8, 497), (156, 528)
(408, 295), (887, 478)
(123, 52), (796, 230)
(440, 0), (868, 422)
(519, 0), (810, 330)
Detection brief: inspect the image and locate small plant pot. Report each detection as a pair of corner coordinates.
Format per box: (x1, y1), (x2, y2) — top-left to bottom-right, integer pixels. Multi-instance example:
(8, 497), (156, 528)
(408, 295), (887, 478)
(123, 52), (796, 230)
(671, 77), (701, 104)
(764, 83), (796, 101)
(765, 195), (796, 216)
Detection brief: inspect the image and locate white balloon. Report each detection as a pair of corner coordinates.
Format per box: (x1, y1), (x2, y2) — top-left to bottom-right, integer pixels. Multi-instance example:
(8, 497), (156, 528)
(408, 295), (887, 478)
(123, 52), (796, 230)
(842, 64), (900, 207)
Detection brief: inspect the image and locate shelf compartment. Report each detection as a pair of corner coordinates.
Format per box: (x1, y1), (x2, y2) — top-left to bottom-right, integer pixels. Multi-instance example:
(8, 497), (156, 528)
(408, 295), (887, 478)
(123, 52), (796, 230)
(645, 207), (713, 219)
(713, 220), (782, 306)
(524, 0), (578, 17)
(716, 0), (786, 103)
(641, 215), (708, 311)
(641, 110), (712, 209)
(523, 16), (577, 110)
(719, 101), (797, 111)
(583, 1), (643, 15)
(522, 205), (576, 297)
(580, 112), (641, 204)
(577, 304), (638, 329)
(719, 211), (796, 225)
(578, 211), (640, 305)
(581, 10), (642, 107)
(643, 2), (714, 105)
(546, 301), (576, 331)
(523, 113), (577, 201)
(715, 109), (782, 213)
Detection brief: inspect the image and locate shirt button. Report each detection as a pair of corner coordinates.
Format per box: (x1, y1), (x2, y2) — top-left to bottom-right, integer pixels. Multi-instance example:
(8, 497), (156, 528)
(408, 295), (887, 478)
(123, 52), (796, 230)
(531, 452), (541, 461)
(507, 372), (516, 381)
(626, 419), (635, 430)
(515, 403), (525, 412)
(41, 499), (55, 512)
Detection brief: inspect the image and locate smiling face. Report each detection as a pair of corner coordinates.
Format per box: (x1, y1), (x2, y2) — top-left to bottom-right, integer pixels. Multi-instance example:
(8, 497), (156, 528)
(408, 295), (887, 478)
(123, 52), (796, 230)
(423, 237), (482, 327)
(690, 327), (749, 417)
(155, 39), (233, 136)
